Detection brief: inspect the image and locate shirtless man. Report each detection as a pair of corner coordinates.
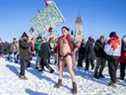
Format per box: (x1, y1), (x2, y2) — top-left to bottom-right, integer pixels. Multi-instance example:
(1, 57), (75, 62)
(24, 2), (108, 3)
(54, 26), (77, 94)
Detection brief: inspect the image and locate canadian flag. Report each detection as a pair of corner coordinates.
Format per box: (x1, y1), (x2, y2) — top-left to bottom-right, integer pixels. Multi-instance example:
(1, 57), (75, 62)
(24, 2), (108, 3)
(44, 0), (53, 6)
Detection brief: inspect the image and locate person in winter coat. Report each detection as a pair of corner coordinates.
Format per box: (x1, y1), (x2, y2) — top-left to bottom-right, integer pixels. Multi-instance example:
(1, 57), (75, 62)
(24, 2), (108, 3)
(54, 26), (77, 94)
(3, 42), (9, 54)
(104, 32), (121, 86)
(119, 35), (126, 80)
(49, 36), (57, 50)
(29, 37), (35, 56)
(19, 32), (32, 80)
(77, 39), (86, 67)
(49, 36), (57, 64)
(94, 36), (106, 79)
(35, 36), (42, 69)
(0, 38), (4, 57)
(6, 42), (13, 62)
(26, 38), (35, 68)
(39, 38), (54, 73)
(85, 37), (95, 71)
(10, 38), (19, 63)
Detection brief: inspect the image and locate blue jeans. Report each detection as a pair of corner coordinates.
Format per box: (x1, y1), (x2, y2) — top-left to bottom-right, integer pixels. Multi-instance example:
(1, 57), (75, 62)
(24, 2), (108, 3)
(36, 54), (41, 66)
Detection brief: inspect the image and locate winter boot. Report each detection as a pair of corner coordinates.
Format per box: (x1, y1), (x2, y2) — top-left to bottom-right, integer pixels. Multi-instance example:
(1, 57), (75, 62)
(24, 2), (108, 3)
(99, 74), (105, 78)
(71, 82), (77, 94)
(50, 69), (55, 73)
(19, 75), (28, 80)
(38, 67), (43, 72)
(93, 74), (99, 79)
(108, 81), (116, 87)
(54, 79), (62, 88)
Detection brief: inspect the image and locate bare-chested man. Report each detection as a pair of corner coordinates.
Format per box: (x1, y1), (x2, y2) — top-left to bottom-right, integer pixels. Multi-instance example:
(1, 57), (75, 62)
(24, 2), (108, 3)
(54, 26), (77, 94)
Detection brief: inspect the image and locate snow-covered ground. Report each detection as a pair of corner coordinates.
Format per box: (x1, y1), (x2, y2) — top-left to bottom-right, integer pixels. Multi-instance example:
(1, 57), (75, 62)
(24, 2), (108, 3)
(0, 57), (126, 95)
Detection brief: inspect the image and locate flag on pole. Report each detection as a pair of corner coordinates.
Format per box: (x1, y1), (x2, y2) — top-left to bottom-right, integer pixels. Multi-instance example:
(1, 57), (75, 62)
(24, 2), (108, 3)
(44, 0), (53, 6)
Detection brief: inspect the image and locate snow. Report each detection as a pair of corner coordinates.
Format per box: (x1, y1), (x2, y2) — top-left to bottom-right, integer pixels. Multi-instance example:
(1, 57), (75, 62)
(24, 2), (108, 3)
(0, 57), (126, 95)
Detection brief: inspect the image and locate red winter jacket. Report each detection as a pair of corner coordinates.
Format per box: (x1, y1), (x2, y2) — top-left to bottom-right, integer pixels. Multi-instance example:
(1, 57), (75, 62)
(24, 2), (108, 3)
(119, 51), (126, 64)
(54, 34), (74, 55)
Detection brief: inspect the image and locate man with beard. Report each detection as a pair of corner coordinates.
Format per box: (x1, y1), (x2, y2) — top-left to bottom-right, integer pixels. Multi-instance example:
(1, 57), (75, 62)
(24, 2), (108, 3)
(19, 32), (32, 80)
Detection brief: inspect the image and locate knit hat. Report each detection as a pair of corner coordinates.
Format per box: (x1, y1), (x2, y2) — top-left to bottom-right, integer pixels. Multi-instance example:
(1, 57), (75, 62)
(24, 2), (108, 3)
(109, 32), (118, 38)
(21, 32), (28, 38)
(88, 36), (94, 42)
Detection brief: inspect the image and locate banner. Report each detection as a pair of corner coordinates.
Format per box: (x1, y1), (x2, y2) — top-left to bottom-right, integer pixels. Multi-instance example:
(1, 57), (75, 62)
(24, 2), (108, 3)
(32, 1), (64, 33)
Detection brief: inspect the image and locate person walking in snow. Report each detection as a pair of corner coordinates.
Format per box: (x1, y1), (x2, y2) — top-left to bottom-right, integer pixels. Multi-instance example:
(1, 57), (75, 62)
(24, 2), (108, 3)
(39, 38), (54, 73)
(35, 36), (42, 69)
(54, 26), (77, 94)
(49, 34), (57, 65)
(77, 39), (86, 67)
(0, 38), (4, 57)
(85, 37), (95, 71)
(19, 32), (32, 80)
(26, 37), (35, 68)
(119, 35), (126, 80)
(104, 32), (121, 86)
(10, 38), (19, 63)
(94, 36), (106, 79)
(29, 37), (35, 56)
(6, 42), (13, 62)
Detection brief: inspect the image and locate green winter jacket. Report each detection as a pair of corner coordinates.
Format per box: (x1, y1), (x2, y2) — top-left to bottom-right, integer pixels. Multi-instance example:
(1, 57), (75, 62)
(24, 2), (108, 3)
(35, 39), (41, 55)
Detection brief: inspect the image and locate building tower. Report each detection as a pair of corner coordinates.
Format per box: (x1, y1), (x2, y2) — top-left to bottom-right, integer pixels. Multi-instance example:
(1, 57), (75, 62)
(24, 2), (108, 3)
(75, 16), (84, 37)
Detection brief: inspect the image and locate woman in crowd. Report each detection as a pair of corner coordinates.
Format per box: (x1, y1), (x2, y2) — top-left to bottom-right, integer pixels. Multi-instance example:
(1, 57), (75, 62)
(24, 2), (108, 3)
(104, 32), (121, 86)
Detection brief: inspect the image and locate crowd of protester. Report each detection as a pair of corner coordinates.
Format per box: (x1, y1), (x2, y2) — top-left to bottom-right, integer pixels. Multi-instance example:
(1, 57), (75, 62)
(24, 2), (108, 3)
(0, 27), (126, 94)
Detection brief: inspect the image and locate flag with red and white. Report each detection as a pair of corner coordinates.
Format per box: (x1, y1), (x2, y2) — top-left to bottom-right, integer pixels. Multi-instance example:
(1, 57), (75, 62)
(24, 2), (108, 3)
(44, 0), (53, 6)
